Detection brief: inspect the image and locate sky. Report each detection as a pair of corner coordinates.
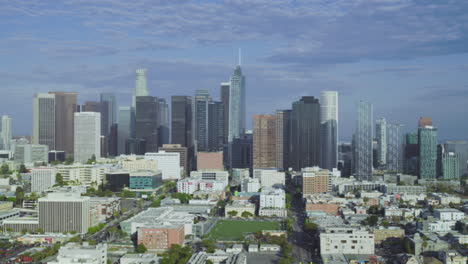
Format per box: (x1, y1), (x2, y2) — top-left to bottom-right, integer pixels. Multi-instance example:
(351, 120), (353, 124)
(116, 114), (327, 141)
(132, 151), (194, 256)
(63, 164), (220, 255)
(1, 0), (468, 141)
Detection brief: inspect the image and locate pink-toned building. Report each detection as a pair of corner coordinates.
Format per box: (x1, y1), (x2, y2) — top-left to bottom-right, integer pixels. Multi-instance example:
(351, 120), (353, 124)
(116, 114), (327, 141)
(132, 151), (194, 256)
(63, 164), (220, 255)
(137, 224), (185, 252)
(197, 152), (223, 170)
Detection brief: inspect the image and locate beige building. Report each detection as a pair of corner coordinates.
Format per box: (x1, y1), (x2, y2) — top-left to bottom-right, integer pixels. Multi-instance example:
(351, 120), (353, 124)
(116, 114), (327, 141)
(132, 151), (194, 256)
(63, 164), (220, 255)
(302, 167), (330, 196)
(225, 200), (256, 217)
(253, 115), (276, 169)
(121, 157), (157, 172)
(197, 152), (223, 171)
(373, 227), (405, 244)
(160, 144), (188, 175)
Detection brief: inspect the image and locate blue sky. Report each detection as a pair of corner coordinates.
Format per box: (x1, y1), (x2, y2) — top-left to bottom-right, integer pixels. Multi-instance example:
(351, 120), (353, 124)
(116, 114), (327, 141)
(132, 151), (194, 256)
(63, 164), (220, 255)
(1, 0), (468, 141)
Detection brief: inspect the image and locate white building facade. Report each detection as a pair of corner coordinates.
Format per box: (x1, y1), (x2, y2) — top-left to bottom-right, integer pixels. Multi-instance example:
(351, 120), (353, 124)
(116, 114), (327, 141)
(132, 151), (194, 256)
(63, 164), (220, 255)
(31, 167), (58, 193)
(74, 112), (101, 163)
(145, 151), (181, 180)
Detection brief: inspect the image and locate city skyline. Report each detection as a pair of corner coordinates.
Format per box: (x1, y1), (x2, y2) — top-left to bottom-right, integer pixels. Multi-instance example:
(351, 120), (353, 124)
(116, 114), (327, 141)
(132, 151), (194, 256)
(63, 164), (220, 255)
(1, 1), (468, 141)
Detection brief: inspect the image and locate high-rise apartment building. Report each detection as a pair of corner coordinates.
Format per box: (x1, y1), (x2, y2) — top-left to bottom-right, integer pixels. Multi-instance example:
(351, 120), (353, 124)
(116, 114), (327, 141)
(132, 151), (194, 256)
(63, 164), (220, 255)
(74, 112), (101, 163)
(387, 123), (404, 173)
(275, 110), (291, 170)
(444, 141), (468, 177)
(135, 96), (159, 153)
(228, 66), (246, 142)
(118, 107), (134, 155)
(50, 92), (77, 155)
(220, 82), (230, 145)
(38, 192), (90, 234)
(418, 126), (438, 179)
(354, 100), (373, 181)
(194, 90), (211, 152)
(418, 117), (433, 128)
(207, 101), (224, 151)
(1, 115), (12, 150)
(375, 118), (387, 167)
(291, 96), (321, 171)
(133, 69), (149, 107)
(33, 93), (56, 150)
(320, 91), (338, 170)
(442, 152), (460, 180)
(253, 115), (276, 169)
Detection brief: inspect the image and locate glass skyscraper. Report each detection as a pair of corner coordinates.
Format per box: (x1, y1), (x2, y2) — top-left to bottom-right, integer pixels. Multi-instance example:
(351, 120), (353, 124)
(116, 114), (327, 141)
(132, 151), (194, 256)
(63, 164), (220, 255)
(444, 141), (468, 177)
(320, 91), (338, 170)
(228, 65), (246, 142)
(194, 90), (211, 152)
(133, 69), (149, 107)
(118, 107), (134, 155)
(354, 100), (373, 181)
(387, 123), (404, 172)
(442, 152), (460, 179)
(418, 126), (438, 179)
(375, 118), (387, 167)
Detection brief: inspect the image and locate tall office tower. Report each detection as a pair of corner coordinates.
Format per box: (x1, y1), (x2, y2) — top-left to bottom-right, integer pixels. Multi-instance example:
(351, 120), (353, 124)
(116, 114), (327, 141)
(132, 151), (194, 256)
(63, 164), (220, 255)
(290, 96), (321, 171)
(1, 115), (12, 150)
(74, 112), (101, 163)
(229, 132), (252, 170)
(135, 96), (159, 154)
(171, 96), (193, 171)
(354, 100), (373, 181)
(375, 118), (387, 168)
(33, 93), (56, 150)
(418, 126), (438, 179)
(83, 101), (101, 112)
(157, 98), (170, 146)
(387, 123), (404, 173)
(160, 144), (188, 176)
(108, 124), (118, 157)
(253, 115), (276, 169)
(404, 133), (419, 175)
(418, 117), (432, 128)
(117, 107), (134, 155)
(194, 90), (211, 152)
(275, 110), (291, 170)
(320, 91), (338, 170)
(444, 141), (468, 178)
(442, 152), (460, 179)
(100, 93), (117, 136)
(133, 69), (149, 107)
(207, 101), (224, 151)
(220, 82), (230, 145)
(50, 92), (77, 155)
(171, 96), (193, 147)
(228, 65), (246, 142)
(38, 192), (90, 234)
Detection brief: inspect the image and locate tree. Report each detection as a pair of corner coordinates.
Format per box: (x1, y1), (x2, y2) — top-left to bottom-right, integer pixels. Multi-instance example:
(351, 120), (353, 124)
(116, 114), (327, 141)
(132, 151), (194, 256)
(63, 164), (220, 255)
(86, 154), (97, 164)
(135, 243), (147, 253)
(36, 228), (45, 234)
(227, 211), (238, 217)
(65, 156), (74, 165)
(15, 186), (24, 205)
(201, 239), (216, 253)
(19, 164), (28, 173)
(160, 244), (192, 264)
(1, 164), (9, 175)
(55, 173), (65, 187)
(241, 211), (253, 218)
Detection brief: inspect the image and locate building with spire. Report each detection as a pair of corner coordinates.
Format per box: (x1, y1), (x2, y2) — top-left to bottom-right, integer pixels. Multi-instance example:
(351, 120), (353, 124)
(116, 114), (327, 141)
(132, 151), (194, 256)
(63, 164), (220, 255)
(228, 51), (246, 142)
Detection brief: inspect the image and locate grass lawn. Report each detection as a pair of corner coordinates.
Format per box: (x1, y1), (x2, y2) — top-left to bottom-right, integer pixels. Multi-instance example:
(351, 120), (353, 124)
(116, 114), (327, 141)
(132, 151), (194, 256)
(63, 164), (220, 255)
(208, 220), (282, 241)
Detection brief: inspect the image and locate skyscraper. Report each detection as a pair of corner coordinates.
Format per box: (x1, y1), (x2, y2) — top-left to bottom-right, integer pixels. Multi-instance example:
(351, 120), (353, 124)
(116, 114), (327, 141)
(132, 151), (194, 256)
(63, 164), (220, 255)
(33, 93), (56, 150)
(442, 152), (460, 180)
(375, 118), (387, 167)
(444, 141), (468, 178)
(207, 101), (224, 152)
(387, 123), (404, 173)
(290, 96), (321, 171)
(194, 90), (211, 152)
(418, 126), (437, 179)
(171, 96), (193, 170)
(275, 109), (291, 170)
(1, 115), (12, 151)
(229, 132), (252, 170)
(117, 107), (134, 155)
(135, 96), (159, 153)
(220, 82), (230, 145)
(83, 101), (101, 112)
(100, 93), (117, 136)
(404, 133), (419, 175)
(228, 65), (246, 142)
(354, 100), (373, 181)
(50, 92), (77, 155)
(133, 69), (149, 107)
(320, 91), (338, 170)
(253, 115), (276, 169)
(74, 112), (101, 163)
(157, 98), (170, 146)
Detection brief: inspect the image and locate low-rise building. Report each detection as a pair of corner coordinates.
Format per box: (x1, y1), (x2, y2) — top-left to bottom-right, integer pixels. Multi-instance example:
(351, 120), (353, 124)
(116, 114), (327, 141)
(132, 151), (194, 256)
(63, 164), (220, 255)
(259, 187), (287, 217)
(129, 170), (163, 190)
(120, 253), (161, 264)
(432, 193), (461, 205)
(253, 169), (285, 188)
(177, 178), (199, 194)
(241, 178), (260, 193)
(137, 223), (185, 252)
(373, 227), (405, 244)
(319, 226), (375, 255)
(225, 200), (256, 217)
(89, 197), (121, 222)
(48, 242), (107, 264)
(434, 208), (465, 221)
(382, 184), (427, 195)
(248, 244), (258, 252)
(31, 167), (58, 193)
(3, 217), (38, 233)
(302, 167), (331, 196)
(259, 244), (281, 252)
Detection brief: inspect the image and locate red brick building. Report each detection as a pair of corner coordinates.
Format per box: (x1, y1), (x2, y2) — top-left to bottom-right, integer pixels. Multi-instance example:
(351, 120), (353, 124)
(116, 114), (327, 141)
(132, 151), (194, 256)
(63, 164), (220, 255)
(137, 224), (185, 251)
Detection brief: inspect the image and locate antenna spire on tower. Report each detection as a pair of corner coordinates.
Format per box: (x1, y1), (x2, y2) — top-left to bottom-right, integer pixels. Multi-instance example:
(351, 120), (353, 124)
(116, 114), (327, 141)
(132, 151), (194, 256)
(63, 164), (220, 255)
(238, 48), (242, 66)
